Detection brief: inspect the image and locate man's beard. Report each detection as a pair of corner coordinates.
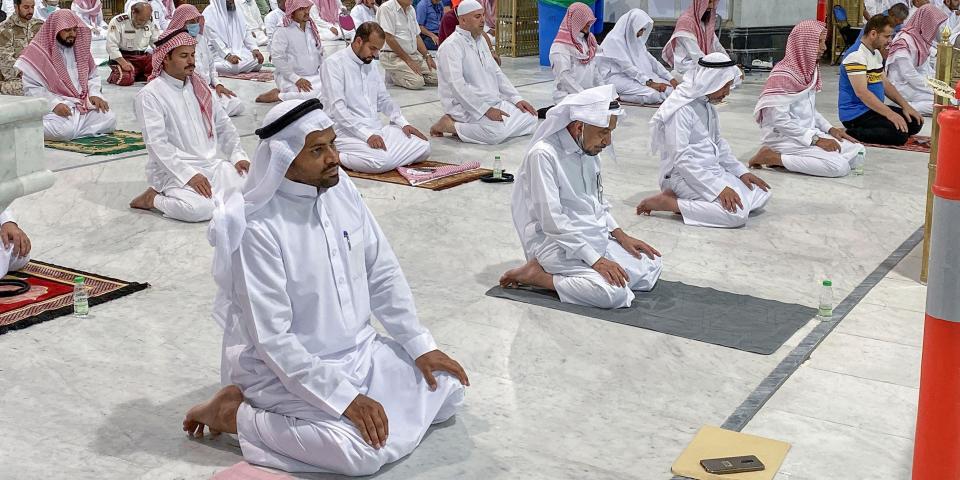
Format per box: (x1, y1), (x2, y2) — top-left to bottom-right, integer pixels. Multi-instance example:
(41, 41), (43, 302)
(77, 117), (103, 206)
(362, 56), (376, 64)
(701, 9), (712, 23)
(56, 36), (75, 47)
(226, 2), (236, 10)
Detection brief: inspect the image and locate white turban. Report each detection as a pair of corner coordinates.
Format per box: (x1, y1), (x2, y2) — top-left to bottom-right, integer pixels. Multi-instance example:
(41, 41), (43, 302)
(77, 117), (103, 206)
(527, 84), (624, 149)
(208, 99), (334, 328)
(457, 0), (483, 16)
(649, 52), (739, 155)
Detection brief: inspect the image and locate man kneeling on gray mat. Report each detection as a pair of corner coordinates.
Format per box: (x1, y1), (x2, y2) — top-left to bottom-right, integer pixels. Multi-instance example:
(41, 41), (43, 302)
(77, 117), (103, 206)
(499, 85), (663, 309)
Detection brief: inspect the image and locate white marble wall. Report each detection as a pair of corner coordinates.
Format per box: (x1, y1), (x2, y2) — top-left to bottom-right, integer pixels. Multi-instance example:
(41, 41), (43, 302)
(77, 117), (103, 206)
(0, 96), (55, 213)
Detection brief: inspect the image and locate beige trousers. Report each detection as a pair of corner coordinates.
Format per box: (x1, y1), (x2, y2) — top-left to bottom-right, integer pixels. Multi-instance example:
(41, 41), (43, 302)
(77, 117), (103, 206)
(380, 51), (438, 90)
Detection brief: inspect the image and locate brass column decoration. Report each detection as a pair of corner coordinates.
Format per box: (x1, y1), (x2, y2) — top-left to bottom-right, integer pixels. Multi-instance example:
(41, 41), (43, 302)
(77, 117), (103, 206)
(921, 27), (955, 284)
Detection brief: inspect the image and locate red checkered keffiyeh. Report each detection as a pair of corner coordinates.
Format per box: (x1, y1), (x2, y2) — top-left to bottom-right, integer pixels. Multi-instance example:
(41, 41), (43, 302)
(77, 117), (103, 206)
(165, 4), (205, 35)
(662, 0), (717, 68)
(17, 10), (95, 113)
(71, 0), (103, 25)
(312, 0), (339, 24)
(149, 31), (215, 138)
(284, 0), (322, 48)
(552, 2), (597, 64)
(888, 4), (948, 67)
(760, 20), (825, 99)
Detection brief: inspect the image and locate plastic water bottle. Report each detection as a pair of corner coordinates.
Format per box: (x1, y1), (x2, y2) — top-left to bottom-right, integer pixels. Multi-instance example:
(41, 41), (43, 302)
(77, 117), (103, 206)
(73, 276), (89, 318)
(493, 155), (503, 179)
(852, 150), (865, 176)
(818, 280), (834, 320)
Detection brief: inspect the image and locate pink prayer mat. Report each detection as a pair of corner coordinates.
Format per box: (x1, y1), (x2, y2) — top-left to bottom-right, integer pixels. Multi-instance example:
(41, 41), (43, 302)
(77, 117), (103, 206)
(218, 71), (275, 82)
(863, 135), (931, 154)
(398, 161), (482, 185)
(211, 462), (293, 479)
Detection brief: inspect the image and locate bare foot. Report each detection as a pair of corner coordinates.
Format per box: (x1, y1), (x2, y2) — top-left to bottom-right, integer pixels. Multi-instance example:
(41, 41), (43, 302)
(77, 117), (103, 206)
(499, 259), (555, 290)
(182, 385), (243, 439)
(748, 146), (782, 169)
(637, 190), (680, 216)
(430, 114), (455, 137)
(129, 188), (158, 211)
(255, 88), (281, 103)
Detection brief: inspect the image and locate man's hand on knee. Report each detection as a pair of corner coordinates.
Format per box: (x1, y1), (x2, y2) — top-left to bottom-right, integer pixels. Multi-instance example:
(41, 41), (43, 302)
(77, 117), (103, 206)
(0, 222), (30, 258)
(344, 394), (389, 450)
(415, 350), (470, 391)
(592, 257), (628, 287)
(187, 173), (214, 198)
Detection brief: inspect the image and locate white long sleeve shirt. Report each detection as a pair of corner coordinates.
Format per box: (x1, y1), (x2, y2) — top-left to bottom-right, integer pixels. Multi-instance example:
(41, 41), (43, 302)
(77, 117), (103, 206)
(270, 22), (324, 85)
(135, 72), (246, 191)
(658, 98), (749, 200)
(758, 88), (834, 148)
(71, 4), (108, 32)
(549, 41), (602, 102)
(239, 0), (267, 38)
(350, 3), (377, 26)
(264, 9), (283, 43)
(194, 34), (223, 88)
(437, 27), (523, 123)
(512, 130), (618, 268)
(223, 173), (437, 419)
(887, 41), (933, 102)
(671, 35), (728, 76)
(0, 208), (14, 226)
(321, 46), (408, 141)
(16, 45), (102, 112)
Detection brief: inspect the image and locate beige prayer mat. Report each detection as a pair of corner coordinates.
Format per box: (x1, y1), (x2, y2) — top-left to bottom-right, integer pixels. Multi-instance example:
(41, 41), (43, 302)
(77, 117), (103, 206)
(344, 161), (493, 191)
(672, 426), (790, 480)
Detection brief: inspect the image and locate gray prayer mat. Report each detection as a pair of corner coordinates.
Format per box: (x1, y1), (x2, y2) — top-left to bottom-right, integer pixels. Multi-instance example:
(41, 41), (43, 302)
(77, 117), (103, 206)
(485, 281), (818, 355)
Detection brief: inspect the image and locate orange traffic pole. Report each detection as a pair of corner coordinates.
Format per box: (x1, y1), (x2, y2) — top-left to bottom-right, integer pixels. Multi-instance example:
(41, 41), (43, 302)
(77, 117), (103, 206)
(913, 106), (960, 479)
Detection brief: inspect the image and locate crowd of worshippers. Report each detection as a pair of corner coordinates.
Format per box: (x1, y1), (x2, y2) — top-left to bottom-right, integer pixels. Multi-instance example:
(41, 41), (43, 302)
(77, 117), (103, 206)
(0, 0), (958, 476)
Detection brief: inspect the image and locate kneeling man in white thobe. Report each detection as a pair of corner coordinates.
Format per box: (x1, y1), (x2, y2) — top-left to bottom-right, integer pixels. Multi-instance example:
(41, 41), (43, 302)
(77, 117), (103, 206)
(183, 99), (468, 477)
(129, 30), (250, 223)
(322, 21), (431, 173)
(638, 53), (772, 229)
(500, 85), (663, 309)
(430, 0), (538, 145)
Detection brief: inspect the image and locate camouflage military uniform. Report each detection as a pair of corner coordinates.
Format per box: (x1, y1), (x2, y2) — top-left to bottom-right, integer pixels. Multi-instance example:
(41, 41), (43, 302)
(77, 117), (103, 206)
(0, 13), (42, 95)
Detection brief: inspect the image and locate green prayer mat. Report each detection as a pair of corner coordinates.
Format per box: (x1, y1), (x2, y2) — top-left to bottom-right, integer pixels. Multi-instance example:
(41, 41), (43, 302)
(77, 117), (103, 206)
(44, 130), (146, 156)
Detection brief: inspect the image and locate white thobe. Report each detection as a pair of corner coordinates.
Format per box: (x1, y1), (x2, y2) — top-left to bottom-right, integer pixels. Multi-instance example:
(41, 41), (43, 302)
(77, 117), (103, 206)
(437, 27), (537, 145)
(758, 88), (864, 178)
(658, 98), (771, 228)
(350, 4), (376, 27)
(948, 11), (960, 44)
(16, 45), (116, 141)
(887, 40), (936, 115)
(512, 130), (662, 309)
(240, 0), (270, 46)
(598, 51), (674, 105)
(321, 47), (430, 173)
(207, 14), (263, 75)
(135, 72), (247, 223)
(221, 173), (464, 476)
(670, 35), (728, 79)
(71, 6), (108, 41)
(149, 0), (170, 30)
(264, 9), (283, 44)
(271, 22), (324, 101)
(310, 3), (354, 57)
(1, 0), (11, 17)
(0, 209), (30, 277)
(549, 40), (602, 103)
(195, 33), (246, 117)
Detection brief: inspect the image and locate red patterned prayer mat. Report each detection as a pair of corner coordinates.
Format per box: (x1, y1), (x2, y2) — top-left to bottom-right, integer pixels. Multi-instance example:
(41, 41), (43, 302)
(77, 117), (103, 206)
(219, 71), (275, 82)
(864, 135), (931, 154)
(0, 260), (149, 335)
(344, 161), (492, 191)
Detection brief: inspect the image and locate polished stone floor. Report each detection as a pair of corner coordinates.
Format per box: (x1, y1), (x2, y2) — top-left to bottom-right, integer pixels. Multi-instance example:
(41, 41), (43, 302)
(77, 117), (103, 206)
(0, 58), (930, 479)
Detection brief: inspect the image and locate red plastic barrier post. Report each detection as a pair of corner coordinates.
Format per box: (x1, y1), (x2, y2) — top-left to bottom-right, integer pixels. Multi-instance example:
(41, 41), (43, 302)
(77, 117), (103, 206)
(913, 107), (960, 479)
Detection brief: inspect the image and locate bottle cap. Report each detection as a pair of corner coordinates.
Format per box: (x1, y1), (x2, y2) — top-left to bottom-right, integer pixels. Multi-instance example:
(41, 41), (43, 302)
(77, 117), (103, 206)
(495, 155), (501, 159)
(75, 276), (85, 283)
(822, 280), (832, 286)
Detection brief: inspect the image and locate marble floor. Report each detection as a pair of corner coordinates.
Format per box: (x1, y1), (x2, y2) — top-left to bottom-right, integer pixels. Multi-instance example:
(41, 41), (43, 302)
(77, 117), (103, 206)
(0, 58), (931, 479)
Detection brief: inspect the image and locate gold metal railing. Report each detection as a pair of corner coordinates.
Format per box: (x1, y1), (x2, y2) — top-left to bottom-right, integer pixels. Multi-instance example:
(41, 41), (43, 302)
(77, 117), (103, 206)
(921, 28), (958, 284)
(494, 0), (538, 58)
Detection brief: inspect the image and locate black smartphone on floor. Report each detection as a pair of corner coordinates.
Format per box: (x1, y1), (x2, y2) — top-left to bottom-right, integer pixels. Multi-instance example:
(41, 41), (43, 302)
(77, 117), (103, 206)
(700, 455), (765, 474)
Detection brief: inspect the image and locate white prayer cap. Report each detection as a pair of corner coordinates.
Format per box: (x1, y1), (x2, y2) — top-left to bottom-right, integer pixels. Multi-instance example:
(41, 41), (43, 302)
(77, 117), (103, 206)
(208, 99), (333, 328)
(649, 51), (739, 155)
(527, 84), (623, 149)
(457, 0), (482, 16)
